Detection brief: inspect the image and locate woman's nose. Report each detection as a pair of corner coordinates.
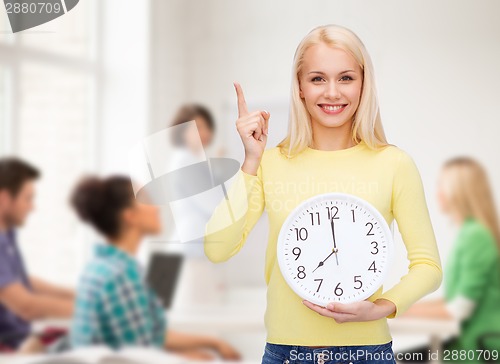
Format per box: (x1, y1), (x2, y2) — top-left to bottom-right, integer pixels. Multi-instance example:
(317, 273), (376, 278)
(324, 82), (341, 99)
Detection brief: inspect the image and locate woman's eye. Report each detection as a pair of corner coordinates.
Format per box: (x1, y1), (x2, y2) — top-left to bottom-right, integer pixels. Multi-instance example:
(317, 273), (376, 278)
(311, 76), (323, 82)
(340, 75), (353, 81)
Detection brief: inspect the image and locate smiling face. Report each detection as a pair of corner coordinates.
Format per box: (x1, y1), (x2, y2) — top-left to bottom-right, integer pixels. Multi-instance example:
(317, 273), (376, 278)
(298, 43), (363, 133)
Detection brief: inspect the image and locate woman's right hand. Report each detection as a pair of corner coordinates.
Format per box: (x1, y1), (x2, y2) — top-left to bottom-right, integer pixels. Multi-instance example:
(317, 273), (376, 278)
(234, 82), (270, 172)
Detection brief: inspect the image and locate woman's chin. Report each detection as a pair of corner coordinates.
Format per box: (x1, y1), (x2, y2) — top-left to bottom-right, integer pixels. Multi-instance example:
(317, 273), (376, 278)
(313, 117), (351, 129)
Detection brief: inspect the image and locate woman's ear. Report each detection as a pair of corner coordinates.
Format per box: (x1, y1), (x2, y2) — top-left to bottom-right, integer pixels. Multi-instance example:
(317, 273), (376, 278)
(121, 206), (136, 227)
(297, 77), (304, 98)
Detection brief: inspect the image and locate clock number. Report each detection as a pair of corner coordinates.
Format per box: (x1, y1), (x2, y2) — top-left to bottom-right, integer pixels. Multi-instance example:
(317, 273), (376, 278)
(297, 266), (306, 279)
(294, 227), (308, 241)
(309, 212), (320, 226)
(368, 261), (377, 273)
(351, 209), (355, 222)
(334, 282), (343, 296)
(292, 247), (301, 260)
(314, 278), (323, 292)
(365, 222), (374, 236)
(370, 241), (379, 255)
(326, 206), (340, 220)
(354, 275), (363, 289)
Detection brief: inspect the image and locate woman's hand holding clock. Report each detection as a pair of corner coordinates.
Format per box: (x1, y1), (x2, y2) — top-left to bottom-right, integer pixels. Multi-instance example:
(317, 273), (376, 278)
(233, 81), (270, 176)
(302, 298), (396, 323)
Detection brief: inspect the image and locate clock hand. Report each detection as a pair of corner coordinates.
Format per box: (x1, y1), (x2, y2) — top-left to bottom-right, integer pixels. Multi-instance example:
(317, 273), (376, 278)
(312, 248), (338, 273)
(331, 217), (339, 266)
(330, 217), (337, 250)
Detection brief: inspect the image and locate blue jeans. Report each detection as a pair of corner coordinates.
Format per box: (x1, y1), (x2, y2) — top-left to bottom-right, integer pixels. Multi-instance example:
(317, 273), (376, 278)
(262, 341), (396, 364)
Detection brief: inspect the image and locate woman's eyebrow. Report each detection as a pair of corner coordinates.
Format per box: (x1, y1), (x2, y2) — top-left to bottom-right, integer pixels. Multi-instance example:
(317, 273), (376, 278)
(308, 70), (356, 75)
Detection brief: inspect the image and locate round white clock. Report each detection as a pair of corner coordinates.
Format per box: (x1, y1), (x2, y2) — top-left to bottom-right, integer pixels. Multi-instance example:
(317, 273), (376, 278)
(277, 192), (394, 306)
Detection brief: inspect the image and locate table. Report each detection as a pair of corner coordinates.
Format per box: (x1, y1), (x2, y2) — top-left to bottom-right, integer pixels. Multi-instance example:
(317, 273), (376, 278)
(29, 298), (460, 363)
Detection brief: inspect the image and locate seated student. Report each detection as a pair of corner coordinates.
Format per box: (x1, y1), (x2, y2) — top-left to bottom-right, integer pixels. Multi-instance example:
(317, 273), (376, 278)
(400, 157), (500, 362)
(69, 175), (241, 361)
(0, 157), (74, 352)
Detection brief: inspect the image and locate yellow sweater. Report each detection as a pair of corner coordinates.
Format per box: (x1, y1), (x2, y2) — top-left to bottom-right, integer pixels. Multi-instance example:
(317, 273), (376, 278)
(204, 140), (442, 346)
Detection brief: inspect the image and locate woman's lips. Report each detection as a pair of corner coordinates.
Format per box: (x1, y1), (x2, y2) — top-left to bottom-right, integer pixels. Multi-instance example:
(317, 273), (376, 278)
(318, 104), (347, 115)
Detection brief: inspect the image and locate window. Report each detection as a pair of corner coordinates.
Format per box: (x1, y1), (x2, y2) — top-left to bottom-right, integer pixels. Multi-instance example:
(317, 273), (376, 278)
(0, 0), (99, 285)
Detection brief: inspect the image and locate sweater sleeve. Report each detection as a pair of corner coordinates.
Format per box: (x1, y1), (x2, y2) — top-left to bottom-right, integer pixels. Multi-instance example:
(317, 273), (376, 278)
(203, 162), (265, 263)
(378, 150), (443, 318)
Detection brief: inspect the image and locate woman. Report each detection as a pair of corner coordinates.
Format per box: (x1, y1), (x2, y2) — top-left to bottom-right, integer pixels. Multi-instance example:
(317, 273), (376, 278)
(166, 103), (223, 258)
(401, 157), (500, 362)
(204, 24), (442, 364)
(164, 104), (228, 308)
(69, 175), (241, 361)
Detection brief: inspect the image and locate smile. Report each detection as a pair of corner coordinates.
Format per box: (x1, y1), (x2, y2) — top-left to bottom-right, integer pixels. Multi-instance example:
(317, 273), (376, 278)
(318, 104), (348, 115)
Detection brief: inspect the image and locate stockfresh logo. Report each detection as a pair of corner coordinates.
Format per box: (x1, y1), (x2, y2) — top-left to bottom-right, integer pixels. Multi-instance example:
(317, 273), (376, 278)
(3, 0), (79, 33)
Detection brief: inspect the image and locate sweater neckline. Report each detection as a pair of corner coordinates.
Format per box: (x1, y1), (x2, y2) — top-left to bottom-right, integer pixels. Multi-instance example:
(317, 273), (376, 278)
(304, 140), (367, 156)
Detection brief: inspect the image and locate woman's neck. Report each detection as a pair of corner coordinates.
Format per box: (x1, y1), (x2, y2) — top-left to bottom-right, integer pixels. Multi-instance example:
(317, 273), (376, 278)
(109, 230), (142, 256)
(310, 119), (355, 151)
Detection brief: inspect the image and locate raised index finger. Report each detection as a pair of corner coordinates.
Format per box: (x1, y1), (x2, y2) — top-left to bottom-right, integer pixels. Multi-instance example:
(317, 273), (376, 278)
(234, 82), (248, 117)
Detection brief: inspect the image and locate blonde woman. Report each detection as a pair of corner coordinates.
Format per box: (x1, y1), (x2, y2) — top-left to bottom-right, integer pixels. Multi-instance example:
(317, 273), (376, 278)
(401, 157), (500, 362)
(204, 24), (442, 364)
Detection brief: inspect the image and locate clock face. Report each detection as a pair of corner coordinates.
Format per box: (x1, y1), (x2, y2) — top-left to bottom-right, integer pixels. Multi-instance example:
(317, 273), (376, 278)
(277, 192), (393, 306)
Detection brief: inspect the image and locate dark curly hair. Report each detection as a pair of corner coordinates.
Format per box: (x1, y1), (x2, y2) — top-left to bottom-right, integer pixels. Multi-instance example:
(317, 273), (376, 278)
(70, 175), (135, 239)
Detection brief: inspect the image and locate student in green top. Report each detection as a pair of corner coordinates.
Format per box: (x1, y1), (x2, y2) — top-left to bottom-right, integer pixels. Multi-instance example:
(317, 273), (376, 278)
(400, 157), (500, 363)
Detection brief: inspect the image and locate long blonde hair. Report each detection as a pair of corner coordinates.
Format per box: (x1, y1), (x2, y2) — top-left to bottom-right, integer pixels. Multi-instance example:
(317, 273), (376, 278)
(277, 24), (389, 158)
(441, 157), (500, 248)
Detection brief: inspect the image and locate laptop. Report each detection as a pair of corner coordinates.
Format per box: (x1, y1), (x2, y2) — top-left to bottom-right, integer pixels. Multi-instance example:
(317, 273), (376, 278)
(146, 252), (184, 309)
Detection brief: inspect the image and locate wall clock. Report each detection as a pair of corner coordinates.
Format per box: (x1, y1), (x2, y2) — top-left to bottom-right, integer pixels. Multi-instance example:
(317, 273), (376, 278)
(277, 192), (394, 306)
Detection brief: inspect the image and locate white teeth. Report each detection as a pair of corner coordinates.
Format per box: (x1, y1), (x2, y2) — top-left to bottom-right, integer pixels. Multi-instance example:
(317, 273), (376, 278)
(321, 104), (345, 111)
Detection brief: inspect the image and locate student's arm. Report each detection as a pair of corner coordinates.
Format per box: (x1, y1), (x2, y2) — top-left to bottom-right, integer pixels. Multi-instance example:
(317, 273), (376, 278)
(29, 276), (75, 300)
(378, 150), (443, 318)
(0, 282), (73, 321)
(165, 329), (216, 350)
(203, 159), (265, 263)
(165, 330), (241, 360)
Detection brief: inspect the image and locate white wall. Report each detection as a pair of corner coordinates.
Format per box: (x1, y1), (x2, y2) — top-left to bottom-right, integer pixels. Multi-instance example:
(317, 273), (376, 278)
(99, 0), (150, 174)
(150, 0), (500, 296)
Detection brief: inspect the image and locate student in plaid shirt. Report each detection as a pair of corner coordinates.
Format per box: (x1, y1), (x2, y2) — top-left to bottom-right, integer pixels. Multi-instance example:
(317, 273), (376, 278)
(71, 243), (166, 349)
(69, 175), (240, 361)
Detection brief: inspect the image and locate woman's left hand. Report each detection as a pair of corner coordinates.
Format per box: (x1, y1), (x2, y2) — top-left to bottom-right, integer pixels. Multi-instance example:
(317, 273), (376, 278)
(302, 298), (396, 323)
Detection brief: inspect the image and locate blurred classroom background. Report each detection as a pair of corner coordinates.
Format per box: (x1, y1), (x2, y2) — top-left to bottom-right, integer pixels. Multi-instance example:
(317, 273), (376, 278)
(0, 0), (499, 362)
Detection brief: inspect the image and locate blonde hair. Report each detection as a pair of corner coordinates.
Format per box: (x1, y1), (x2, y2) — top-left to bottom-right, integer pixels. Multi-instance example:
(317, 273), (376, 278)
(277, 24), (389, 158)
(441, 157), (500, 248)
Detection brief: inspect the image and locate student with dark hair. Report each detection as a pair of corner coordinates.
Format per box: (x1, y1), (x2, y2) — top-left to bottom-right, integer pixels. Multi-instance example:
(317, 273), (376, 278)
(0, 157), (74, 352)
(69, 175), (241, 361)
(169, 103), (216, 148)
